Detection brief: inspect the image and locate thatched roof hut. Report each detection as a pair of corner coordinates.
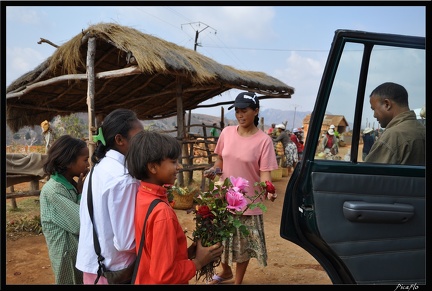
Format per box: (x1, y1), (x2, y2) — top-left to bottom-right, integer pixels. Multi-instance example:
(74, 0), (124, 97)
(6, 22), (294, 133)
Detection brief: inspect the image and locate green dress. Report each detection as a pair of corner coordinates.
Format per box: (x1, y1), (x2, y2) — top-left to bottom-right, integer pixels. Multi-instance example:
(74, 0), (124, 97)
(39, 173), (83, 284)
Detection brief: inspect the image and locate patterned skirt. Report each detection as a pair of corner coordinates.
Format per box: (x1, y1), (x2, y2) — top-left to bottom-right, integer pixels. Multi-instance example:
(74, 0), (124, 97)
(220, 214), (267, 267)
(284, 143), (298, 167)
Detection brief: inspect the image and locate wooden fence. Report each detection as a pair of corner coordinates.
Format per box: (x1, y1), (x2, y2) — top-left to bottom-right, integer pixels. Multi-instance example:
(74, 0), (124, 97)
(5, 123), (221, 207)
(5, 117), (277, 209)
(160, 123), (220, 190)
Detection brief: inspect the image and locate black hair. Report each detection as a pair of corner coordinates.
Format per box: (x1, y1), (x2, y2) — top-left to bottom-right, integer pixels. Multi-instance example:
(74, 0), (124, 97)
(250, 98), (260, 127)
(43, 135), (87, 175)
(92, 108), (140, 164)
(126, 130), (181, 181)
(370, 82), (409, 107)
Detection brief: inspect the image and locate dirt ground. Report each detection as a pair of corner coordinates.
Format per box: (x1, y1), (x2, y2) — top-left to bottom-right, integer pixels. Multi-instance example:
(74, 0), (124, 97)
(4, 173), (333, 286)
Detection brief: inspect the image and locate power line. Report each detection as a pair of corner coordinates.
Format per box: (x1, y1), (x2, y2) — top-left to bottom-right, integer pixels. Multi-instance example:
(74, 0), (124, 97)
(203, 45), (330, 53)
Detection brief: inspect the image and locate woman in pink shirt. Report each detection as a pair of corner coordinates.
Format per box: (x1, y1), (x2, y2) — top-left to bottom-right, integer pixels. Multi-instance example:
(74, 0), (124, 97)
(204, 92), (279, 285)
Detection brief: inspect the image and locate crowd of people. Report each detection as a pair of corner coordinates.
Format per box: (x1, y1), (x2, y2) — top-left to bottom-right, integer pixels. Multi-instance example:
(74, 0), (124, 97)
(268, 123), (304, 175)
(38, 82), (425, 285)
(39, 92), (280, 285)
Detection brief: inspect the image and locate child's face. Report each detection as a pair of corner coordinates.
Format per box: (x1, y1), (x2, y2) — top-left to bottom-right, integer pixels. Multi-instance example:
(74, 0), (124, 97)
(155, 158), (180, 186)
(69, 147), (90, 177)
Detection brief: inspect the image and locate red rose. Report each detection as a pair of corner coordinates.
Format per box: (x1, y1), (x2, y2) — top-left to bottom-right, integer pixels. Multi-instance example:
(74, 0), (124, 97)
(265, 181), (276, 194)
(197, 205), (214, 219)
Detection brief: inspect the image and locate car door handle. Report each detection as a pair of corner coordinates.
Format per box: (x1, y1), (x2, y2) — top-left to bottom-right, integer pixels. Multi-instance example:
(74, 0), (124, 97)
(343, 201), (414, 223)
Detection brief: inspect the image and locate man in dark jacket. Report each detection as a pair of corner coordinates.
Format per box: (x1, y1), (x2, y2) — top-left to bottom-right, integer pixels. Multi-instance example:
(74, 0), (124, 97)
(364, 82), (425, 165)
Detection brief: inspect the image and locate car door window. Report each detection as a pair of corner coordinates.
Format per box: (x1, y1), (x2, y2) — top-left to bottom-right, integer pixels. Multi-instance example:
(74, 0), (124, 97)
(361, 45), (426, 163)
(315, 42), (362, 161)
(314, 43), (425, 164)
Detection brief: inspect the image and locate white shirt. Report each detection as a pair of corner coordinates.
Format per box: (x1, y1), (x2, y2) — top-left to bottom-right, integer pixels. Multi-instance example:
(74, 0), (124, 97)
(76, 150), (139, 273)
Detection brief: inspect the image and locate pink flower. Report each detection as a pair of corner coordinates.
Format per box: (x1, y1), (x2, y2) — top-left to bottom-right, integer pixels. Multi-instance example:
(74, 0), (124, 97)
(225, 188), (248, 212)
(229, 176), (249, 192)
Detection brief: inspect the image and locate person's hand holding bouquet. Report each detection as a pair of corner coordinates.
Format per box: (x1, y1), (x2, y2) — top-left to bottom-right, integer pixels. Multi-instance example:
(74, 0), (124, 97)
(264, 181), (277, 202)
(204, 167), (222, 180)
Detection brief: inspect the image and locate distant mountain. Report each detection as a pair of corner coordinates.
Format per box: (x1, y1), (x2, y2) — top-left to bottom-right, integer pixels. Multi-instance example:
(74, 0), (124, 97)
(143, 108), (311, 134)
(5, 109), (311, 146)
(4, 113), (236, 145)
(141, 114), (235, 136)
(225, 108), (311, 131)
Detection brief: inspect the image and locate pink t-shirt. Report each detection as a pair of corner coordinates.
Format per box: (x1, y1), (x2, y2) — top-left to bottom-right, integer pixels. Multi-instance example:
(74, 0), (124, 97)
(215, 125), (279, 215)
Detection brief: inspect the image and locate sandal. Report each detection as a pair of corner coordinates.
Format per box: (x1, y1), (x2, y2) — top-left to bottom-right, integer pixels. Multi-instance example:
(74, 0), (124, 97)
(207, 274), (234, 285)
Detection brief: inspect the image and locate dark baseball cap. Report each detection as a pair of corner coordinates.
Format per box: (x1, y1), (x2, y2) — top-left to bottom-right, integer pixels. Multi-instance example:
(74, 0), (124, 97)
(228, 92), (259, 110)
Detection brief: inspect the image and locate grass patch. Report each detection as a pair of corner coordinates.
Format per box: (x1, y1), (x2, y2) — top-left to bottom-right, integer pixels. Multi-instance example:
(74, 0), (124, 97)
(6, 215), (42, 234)
(6, 197), (42, 235)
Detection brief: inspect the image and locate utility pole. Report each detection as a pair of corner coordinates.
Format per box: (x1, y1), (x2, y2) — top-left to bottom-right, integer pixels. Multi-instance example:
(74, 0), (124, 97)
(181, 22), (217, 51)
(292, 104), (299, 130)
(178, 22), (216, 186)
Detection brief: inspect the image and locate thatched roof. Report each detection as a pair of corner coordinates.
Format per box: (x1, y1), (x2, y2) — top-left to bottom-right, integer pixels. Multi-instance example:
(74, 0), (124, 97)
(303, 114), (349, 134)
(6, 22), (294, 133)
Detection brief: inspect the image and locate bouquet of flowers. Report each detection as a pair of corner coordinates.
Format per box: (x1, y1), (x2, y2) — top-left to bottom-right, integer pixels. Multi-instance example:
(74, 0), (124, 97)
(192, 176), (276, 282)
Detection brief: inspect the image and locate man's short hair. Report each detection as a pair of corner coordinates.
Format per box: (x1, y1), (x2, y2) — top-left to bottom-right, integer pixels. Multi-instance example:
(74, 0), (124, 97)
(370, 82), (408, 107)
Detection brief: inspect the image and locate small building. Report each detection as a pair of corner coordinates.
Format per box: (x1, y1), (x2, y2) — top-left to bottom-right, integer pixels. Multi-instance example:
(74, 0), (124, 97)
(302, 114), (349, 142)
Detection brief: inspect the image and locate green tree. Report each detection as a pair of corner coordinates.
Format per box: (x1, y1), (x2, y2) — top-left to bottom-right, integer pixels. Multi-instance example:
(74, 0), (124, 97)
(52, 113), (87, 139)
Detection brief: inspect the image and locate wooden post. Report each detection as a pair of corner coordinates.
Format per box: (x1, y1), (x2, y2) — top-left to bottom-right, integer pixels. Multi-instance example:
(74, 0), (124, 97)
(186, 110), (193, 184)
(9, 186), (17, 209)
(187, 110), (192, 135)
(176, 77), (186, 187)
(200, 169), (206, 191)
(202, 124), (212, 165)
(187, 137), (194, 184)
(220, 106), (225, 129)
(30, 179), (39, 199)
(86, 36), (96, 167)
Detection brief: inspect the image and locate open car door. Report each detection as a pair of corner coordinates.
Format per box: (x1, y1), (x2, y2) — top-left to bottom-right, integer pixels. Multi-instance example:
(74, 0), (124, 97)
(280, 30), (426, 285)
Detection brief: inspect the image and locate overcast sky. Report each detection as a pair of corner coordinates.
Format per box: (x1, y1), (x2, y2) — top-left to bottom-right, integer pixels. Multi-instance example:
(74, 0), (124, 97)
(4, 4), (426, 116)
